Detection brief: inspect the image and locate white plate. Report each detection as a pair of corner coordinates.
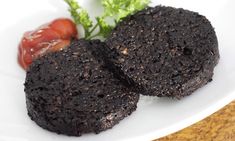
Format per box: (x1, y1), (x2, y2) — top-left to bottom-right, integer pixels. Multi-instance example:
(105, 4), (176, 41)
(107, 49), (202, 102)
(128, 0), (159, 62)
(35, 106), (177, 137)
(0, 0), (235, 141)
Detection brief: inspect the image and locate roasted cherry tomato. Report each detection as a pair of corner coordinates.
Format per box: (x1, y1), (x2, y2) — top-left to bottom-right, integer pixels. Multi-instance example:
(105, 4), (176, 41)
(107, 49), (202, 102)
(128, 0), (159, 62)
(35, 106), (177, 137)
(18, 18), (78, 70)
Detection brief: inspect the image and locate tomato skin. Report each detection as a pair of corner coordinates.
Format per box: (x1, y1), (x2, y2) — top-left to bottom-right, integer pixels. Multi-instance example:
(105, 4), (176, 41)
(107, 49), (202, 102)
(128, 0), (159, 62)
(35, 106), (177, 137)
(33, 39), (71, 58)
(50, 19), (78, 39)
(18, 18), (78, 70)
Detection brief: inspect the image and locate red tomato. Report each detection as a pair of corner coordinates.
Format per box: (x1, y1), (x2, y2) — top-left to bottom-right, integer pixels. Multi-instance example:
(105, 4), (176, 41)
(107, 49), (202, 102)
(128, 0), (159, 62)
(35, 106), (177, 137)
(50, 19), (77, 39)
(18, 18), (78, 70)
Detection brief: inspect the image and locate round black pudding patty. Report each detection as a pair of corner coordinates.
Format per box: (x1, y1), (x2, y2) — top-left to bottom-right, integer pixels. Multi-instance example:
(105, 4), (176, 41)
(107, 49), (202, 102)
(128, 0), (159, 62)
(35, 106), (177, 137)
(24, 39), (139, 136)
(105, 6), (219, 98)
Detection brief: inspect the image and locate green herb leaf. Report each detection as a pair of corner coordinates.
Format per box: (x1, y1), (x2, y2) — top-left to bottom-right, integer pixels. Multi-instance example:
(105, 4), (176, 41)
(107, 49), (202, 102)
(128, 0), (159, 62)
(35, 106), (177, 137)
(96, 17), (114, 38)
(102, 0), (150, 22)
(64, 0), (93, 38)
(64, 0), (150, 39)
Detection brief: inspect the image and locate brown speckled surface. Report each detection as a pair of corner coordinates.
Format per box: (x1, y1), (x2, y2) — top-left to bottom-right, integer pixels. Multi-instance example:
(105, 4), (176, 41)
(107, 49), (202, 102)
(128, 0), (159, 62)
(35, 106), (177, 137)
(154, 101), (235, 141)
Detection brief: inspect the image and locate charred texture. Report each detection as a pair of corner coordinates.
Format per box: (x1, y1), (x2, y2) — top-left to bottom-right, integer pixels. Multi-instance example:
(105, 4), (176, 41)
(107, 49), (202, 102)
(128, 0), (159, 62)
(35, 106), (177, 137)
(105, 6), (219, 98)
(24, 39), (139, 136)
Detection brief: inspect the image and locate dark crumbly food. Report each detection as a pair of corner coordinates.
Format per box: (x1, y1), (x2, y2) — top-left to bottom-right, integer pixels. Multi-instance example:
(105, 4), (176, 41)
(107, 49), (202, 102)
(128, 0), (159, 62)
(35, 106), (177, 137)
(105, 6), (220, 98)
(24, 39), (139, 136)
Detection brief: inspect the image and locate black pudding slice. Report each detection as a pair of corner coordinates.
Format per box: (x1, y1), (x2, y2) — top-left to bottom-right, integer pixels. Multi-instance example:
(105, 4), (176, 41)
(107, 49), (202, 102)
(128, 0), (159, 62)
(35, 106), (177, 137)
(24, 39), (139, 136)
(105, 6), (220, 98)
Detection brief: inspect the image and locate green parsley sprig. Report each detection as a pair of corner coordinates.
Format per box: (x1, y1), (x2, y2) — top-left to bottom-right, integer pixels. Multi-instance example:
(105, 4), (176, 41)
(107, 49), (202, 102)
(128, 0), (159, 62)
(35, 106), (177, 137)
(64, 0), (150, 39)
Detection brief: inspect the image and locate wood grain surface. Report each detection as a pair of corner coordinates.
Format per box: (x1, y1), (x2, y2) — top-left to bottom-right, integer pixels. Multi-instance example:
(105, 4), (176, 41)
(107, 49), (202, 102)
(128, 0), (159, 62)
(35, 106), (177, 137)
(154, 101), (235, 141)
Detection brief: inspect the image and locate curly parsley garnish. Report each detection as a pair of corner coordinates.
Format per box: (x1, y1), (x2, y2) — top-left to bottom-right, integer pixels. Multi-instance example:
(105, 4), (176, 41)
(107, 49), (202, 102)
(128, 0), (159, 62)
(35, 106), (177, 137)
(64, 0), (150, 39)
